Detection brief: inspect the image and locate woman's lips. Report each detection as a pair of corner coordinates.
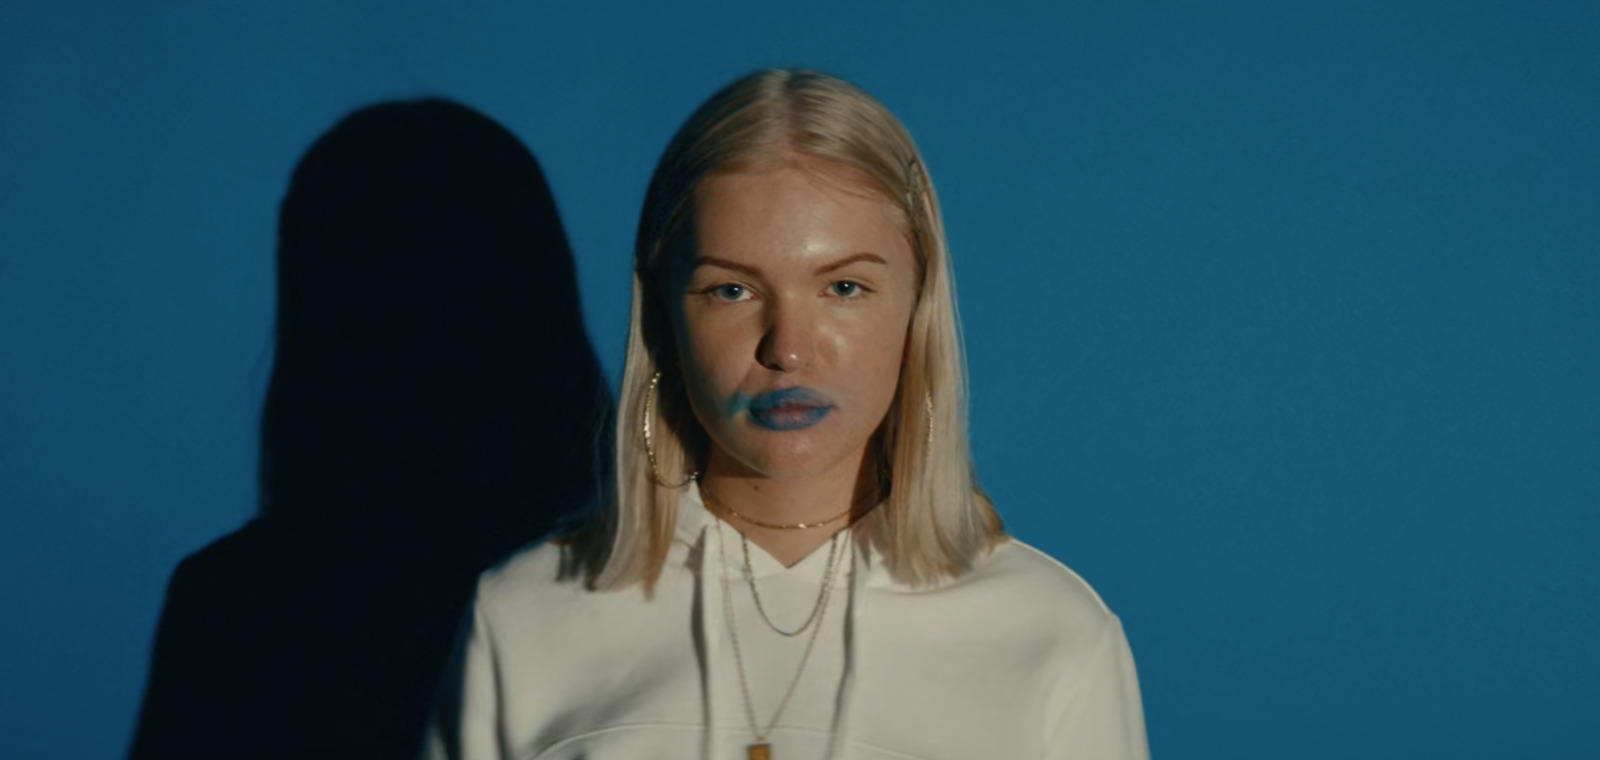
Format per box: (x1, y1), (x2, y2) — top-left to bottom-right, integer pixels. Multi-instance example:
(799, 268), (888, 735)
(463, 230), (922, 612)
(746, 387), (833, 431)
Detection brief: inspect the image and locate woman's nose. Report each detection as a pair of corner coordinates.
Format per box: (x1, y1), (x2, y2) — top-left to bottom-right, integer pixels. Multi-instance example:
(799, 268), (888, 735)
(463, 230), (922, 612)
(756, 300), (815, 372)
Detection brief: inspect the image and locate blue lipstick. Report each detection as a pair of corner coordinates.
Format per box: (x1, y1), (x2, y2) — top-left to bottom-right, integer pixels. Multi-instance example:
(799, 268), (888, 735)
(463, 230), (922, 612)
(745, 387), (833, 431)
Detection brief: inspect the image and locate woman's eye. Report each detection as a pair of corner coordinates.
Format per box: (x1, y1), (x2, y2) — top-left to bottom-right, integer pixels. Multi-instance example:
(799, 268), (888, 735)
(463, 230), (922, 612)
(708, 283), (751, 301)
(828, 280), (866, 298)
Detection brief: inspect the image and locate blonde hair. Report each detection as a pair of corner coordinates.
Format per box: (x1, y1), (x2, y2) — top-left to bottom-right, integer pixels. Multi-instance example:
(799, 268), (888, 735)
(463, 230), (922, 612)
(571, 68), (1003, 591)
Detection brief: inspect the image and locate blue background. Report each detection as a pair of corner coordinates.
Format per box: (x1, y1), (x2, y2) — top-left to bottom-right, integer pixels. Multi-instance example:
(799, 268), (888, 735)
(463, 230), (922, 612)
(3, 1), (1596, 757)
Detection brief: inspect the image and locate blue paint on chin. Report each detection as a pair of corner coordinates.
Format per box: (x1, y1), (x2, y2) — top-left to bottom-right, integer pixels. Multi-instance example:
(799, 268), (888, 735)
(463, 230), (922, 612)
(739, 387), (834, 431)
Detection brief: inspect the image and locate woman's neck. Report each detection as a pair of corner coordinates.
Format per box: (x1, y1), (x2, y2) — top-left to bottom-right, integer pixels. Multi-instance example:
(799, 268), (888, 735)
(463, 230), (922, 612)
(698, 451), (873, 567)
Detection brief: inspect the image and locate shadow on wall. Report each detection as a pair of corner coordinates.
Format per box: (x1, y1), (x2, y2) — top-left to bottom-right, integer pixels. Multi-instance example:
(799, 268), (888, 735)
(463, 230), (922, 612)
(128, 99), (612, 759)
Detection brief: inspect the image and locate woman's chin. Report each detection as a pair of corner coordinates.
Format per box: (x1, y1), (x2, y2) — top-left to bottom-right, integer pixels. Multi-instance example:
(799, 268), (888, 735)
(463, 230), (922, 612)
(715, 437), (866, 484)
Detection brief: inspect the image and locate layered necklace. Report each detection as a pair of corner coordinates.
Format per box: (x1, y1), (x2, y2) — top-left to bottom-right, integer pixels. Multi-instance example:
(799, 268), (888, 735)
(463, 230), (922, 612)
(707, 487), (850, 760)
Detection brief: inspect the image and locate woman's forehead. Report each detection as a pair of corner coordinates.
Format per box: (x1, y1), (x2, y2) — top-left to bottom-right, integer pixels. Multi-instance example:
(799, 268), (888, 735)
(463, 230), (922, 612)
(689, 165), (911, 271)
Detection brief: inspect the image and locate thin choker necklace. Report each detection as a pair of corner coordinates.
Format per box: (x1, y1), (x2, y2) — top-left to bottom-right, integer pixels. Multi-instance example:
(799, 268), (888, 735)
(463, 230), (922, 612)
(700, 484), (854, 530)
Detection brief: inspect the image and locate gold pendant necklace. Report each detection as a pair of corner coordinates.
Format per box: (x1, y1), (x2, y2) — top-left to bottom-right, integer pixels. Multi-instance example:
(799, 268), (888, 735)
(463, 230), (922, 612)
(716, 522), (846, 759)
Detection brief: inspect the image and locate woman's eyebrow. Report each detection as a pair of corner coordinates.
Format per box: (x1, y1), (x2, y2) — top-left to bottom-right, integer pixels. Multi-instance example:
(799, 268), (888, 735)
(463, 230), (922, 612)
(815, 252), (887, 275)
(691, 256), (761, 277)
(691, 252), (886, 277)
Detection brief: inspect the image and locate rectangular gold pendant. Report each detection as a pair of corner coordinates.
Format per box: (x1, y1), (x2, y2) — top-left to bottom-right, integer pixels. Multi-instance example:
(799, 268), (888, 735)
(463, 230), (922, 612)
(747, 743), (772, 760)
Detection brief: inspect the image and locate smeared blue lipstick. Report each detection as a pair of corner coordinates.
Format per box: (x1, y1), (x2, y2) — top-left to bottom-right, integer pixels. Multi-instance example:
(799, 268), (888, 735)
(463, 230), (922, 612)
(744, 387), (833, 431)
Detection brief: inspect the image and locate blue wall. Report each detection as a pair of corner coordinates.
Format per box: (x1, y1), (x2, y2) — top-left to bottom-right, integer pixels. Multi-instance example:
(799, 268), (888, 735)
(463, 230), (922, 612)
(2, 1), (1596, 757)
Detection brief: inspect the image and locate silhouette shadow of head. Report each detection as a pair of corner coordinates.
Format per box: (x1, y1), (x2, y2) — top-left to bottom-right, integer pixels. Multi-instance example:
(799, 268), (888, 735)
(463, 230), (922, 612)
(265, 98), (608, 557)
(129, 99), (609, 760)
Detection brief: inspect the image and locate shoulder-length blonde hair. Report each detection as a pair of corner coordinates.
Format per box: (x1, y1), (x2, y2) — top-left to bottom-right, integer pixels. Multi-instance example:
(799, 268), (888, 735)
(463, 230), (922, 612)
(570, 68), (1003, 591)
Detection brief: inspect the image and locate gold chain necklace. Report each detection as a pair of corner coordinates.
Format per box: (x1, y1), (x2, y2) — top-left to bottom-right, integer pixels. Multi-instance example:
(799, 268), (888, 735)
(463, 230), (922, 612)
(742, 532), (837, 637)
(716, 523), (846, 760)
(701, 485), (853, 530)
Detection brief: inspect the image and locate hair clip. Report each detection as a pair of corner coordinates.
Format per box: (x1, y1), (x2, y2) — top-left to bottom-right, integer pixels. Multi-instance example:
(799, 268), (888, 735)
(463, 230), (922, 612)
(904, 159), (922, 210)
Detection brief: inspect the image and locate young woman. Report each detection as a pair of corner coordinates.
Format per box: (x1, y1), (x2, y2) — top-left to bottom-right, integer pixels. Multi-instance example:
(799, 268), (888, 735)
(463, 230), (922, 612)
(424, 69), (1148, 760)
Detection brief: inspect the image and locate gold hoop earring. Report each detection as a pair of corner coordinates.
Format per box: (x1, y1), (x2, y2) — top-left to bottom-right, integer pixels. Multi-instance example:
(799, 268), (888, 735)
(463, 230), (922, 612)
(924, 390), (935, 448)
(645, 370), (698, 488)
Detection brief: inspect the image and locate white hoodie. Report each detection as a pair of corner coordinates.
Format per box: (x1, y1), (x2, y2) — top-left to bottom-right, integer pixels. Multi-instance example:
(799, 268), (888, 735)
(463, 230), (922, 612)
(423, 484), (1148, 759)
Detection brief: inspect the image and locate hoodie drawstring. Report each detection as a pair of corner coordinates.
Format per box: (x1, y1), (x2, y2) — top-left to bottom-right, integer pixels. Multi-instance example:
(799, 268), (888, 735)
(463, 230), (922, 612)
(823, 539), (861, 760)
(696, 524), (726, 758)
